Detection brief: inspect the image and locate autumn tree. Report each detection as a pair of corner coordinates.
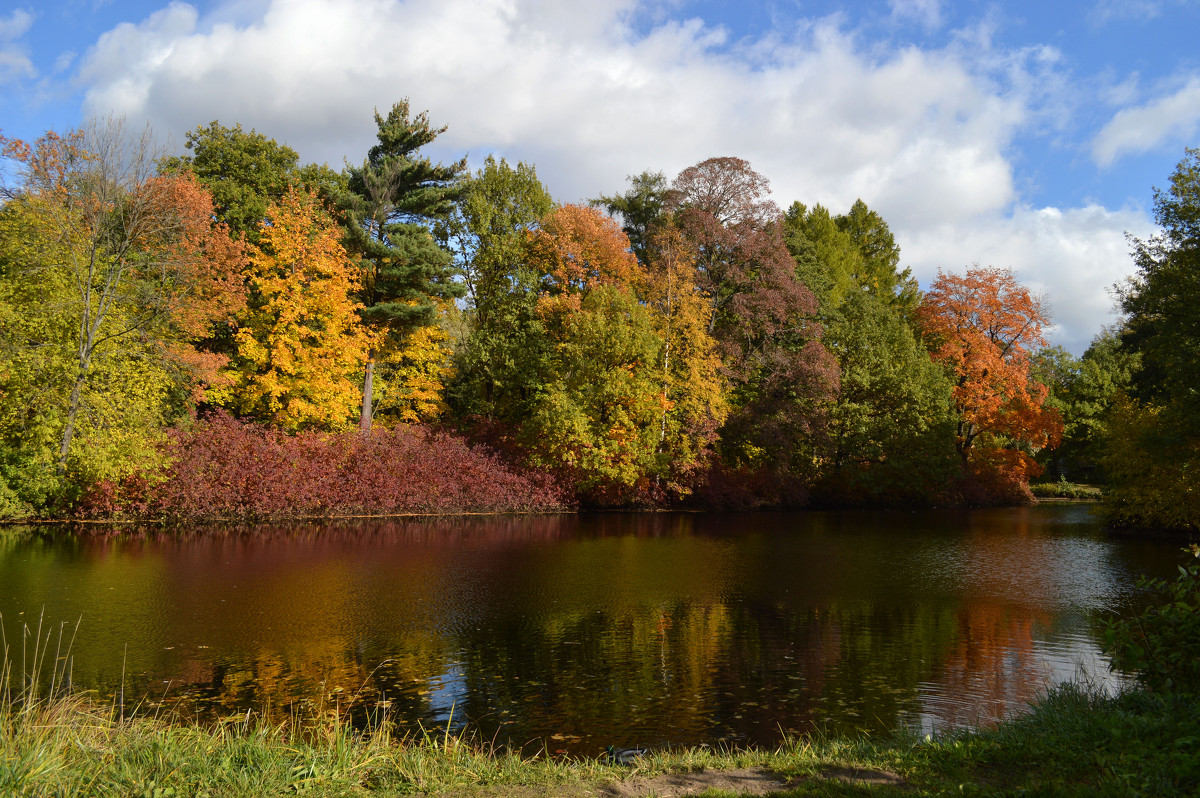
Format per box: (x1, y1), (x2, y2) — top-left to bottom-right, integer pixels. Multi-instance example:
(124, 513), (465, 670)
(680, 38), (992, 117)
(667, 157), (836, 489)
(0, 121), (246, 493)
(919, 266), (1062, 500)
(341, 100), (467, 431)
(216, 187), (369, 431)
(642, 225), (728, 495)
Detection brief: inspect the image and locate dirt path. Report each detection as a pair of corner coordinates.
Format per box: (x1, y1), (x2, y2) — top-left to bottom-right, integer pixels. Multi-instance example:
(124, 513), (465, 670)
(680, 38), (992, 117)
(425, 765), (907, 797)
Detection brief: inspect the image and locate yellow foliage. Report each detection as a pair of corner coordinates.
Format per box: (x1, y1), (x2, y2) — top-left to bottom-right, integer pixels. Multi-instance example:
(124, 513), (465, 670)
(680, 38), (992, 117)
(373, 305), (456, 424)
(216, 187), (370, 431)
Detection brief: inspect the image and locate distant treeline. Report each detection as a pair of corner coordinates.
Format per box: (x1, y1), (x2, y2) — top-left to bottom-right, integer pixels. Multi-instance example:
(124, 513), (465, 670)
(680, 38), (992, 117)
(0, 108), (1195, 528)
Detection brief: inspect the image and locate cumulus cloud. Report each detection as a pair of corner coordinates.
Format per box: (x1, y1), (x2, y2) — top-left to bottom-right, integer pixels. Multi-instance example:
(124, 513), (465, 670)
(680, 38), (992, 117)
(901, 204), (1155, 352)
(1092, 76), (1200, 166)
(0, 8), (36, 84)
(71, 0), (1147, 352)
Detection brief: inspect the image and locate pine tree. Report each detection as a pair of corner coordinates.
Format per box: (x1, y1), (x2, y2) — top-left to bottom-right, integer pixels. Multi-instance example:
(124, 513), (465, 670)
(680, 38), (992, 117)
(340, 100), (468, 430)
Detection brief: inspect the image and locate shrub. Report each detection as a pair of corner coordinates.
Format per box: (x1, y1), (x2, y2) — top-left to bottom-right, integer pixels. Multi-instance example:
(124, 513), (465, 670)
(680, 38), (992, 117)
(139, 411), (572, 521)
(1105, 544), (1200, 695)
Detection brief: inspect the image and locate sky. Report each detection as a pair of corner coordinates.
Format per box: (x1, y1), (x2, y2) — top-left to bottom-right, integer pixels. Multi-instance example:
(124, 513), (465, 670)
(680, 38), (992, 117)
(3, 0), (1199, 354)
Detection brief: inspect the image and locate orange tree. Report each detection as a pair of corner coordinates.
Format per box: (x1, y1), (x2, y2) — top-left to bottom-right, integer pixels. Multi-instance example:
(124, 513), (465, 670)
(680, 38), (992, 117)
(918, 266), (1062, 500)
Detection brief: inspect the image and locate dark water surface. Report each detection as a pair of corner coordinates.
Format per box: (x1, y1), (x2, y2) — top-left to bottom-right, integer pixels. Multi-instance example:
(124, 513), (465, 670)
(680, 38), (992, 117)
(0, 505), (1184, 754)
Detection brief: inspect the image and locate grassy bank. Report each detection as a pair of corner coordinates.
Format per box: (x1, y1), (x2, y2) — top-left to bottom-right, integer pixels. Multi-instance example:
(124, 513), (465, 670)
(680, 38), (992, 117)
(2, 682), (1197, 796)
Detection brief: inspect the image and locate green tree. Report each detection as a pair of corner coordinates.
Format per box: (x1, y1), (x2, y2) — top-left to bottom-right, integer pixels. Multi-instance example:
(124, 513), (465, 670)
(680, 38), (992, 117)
(160, 121), (300, 243)
(1032, 330), (1137, 481)
(341, 100), (467, 431)
(590, 170), (669, 264)
(817, 290), (956, 504)
(439, 156), (555, 423)
(1104, 148), (1200, 530)
(524, 285), (666, 503)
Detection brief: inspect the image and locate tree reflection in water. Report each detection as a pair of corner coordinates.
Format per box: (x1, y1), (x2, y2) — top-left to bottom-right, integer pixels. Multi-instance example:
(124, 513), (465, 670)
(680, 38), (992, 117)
(0, 506), (1176, 754)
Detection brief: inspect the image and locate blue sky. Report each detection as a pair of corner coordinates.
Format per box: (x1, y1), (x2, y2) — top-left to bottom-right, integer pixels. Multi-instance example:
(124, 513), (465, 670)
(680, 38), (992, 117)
(3, 0), (1199, 353)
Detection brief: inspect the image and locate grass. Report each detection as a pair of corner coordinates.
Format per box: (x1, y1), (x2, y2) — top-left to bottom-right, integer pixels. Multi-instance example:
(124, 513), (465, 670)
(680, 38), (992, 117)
(1030, 478), (1103, 500)
(3, 680), (1198, 795)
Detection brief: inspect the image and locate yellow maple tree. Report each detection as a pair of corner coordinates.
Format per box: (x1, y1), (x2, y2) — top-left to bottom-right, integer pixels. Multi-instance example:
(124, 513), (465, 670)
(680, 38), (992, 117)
(217, 187), (369, 431)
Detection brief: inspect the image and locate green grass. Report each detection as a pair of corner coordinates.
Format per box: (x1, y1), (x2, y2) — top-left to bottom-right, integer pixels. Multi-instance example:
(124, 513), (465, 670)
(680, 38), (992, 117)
(1030, 479), (1103, 500)
(2, 682), (1198, 796)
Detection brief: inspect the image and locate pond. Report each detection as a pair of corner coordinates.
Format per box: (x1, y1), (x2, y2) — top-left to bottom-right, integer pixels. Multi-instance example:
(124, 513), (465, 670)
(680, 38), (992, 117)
(0, 505), (1184, 755)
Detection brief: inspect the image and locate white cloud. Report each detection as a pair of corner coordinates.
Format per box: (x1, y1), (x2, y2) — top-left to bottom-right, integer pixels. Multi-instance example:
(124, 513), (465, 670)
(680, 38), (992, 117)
(70, 0), (1143, 351)
(0, 8), (36, 84)
(901, 203), (1155, 352)
(1092, 76), (1200, 166)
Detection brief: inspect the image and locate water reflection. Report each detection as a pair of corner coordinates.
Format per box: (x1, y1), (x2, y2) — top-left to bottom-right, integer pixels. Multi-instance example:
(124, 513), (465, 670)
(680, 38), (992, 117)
(0, 506), (1182, 753)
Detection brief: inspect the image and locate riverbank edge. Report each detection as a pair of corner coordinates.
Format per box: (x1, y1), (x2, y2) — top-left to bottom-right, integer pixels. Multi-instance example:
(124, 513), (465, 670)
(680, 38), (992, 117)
(2, 682), (1196, 796)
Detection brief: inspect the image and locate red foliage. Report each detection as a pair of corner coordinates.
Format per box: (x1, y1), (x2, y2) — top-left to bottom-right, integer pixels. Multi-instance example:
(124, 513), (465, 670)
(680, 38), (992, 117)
(137, 411), (572, 520)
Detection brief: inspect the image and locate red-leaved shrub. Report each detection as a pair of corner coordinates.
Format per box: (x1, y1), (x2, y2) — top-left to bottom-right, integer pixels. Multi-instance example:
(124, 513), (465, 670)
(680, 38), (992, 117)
(144, 411), (572, 520)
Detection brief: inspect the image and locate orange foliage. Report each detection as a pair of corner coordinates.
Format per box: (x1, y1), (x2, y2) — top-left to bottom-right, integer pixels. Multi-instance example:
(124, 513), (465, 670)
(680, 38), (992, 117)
(919, 267), (1062, 494)
(529, 204), (649, 297)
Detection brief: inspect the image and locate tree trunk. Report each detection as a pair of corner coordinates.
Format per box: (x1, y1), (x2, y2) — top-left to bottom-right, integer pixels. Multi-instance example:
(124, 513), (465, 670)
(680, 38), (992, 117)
(360, 356), (374, 436)
(58, 362), (90, 475)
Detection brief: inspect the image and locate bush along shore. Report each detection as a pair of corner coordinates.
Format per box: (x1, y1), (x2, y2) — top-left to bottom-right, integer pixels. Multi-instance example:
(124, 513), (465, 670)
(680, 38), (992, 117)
(4, 548), (1199, 797)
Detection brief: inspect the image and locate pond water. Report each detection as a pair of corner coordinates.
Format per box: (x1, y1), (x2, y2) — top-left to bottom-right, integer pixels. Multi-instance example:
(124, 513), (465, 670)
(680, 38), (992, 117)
(0, 505), (1184, 755)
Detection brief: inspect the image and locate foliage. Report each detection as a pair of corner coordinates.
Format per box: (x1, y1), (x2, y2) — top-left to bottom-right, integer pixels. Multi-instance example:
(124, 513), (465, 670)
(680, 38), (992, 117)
(158, 121), (302, 244)
(669, 157), (836, 491)
(137, 410), (570, 519)
(0, 123), (246, 510)
(815, 290), (957, 505)
(439, 157), (555, 424)
(342, 100), (467, 337)
(1106, 545), (1200, 696)
(1028, 478), (1101, 499)
(438, 154), (554, 317)
(523, 285), (667, 503)
(642, 225), (728, 498)
(1100, 396), (1200, 532)
(1032, 331), (1138, 481)
(371, 302), (456, 424)
(590, 169), (669, 264)
(1105, 148), (1200, 531)
(919, 266), (1062, 502)
(215, 187), (369, 431)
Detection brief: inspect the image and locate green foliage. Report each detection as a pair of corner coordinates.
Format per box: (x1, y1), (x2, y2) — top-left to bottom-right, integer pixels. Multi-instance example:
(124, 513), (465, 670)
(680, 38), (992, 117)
(590, 169), (670, 264)
(1105, 546), (1200, 696)
(1034, 330), (1138, 480)
(1029, 478), (1101, 499)
(817, 290), (957, 504)
(1105, 149), (1200, 531)
(342, 100), (467, 336)
(524, 286), (667, 502)
(159, 121), (300, 243)
(784, 199), (918, 316)
(438, 154), (555, 319)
